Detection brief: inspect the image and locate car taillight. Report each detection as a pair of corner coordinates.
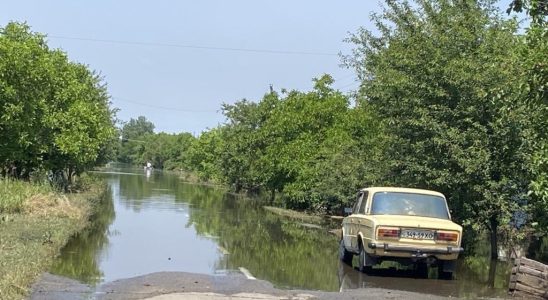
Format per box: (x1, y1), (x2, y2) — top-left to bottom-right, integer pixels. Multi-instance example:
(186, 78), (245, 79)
(436, 231), (458, 242)
(378, 227), (400, 238)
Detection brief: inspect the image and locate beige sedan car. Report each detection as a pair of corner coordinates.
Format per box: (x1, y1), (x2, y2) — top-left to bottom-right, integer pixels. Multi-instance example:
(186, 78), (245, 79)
(339, 187), (463, 279)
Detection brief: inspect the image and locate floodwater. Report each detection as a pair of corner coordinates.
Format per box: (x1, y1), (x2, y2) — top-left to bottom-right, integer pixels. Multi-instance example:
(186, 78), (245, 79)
(51, 166), (516, 298)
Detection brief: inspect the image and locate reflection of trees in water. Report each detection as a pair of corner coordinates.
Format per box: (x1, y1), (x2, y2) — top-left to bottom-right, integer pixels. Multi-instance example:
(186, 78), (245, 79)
(50, 187), (116, 285)
(184, 187), (340, 291)
(336, 242), (511, 298)
(117, 171), (189, 211)
(457, 237), (512, 298)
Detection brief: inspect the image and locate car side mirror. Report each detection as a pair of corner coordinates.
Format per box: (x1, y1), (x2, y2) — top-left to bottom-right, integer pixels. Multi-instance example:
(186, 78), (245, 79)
(343, 207), (352, 216)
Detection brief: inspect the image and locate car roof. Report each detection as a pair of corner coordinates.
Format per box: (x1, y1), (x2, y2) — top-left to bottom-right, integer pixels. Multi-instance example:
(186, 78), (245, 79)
(360, 187), (445, 198)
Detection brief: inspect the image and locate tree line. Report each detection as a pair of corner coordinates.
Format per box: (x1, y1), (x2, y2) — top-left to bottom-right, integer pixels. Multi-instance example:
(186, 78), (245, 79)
(0, 22), (116, 189)
(117, 0), (546, 258)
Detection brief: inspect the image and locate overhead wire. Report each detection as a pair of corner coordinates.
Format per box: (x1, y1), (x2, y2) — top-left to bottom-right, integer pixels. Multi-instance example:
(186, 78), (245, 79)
(49, 35), (353, 114)
(335, 81), (360, 90)
(335, 73), (356, 82)
(48, 35), (339, 57)
(111, 97), (219, 113)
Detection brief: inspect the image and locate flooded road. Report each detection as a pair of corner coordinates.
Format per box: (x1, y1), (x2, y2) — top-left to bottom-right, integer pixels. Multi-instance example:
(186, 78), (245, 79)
(50, 167), (514, 298)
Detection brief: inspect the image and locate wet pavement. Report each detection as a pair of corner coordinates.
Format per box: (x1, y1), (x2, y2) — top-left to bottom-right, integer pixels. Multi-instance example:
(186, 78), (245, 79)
(30, 271), (455, 300)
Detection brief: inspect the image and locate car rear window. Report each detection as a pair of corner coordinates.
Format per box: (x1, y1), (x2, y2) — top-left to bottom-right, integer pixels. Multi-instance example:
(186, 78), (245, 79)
(371, 192), (450, 219)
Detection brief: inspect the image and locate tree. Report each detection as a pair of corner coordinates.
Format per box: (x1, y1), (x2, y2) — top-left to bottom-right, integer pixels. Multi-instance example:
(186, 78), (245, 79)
(507, 0), (548, 234)
(117, 116), (154, 164)
(219, 97), (273, 192)
(257, 75), (381, 211)
(281, 104), (385, 213)
(139, 132), (194, 169)
(344, 0), (535, 259)
(203, 75), (383, 212)
(0, 22), (116, 186)
(120, 116), (155, 140)
(185, 128), (224, 182)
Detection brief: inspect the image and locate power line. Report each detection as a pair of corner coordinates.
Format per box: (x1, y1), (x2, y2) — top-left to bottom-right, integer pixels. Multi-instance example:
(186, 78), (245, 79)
(48, 35), (339, 57)
(111, 97), (219, 113)
(335, 73), (356, 82)
(335, 81), (360, 90)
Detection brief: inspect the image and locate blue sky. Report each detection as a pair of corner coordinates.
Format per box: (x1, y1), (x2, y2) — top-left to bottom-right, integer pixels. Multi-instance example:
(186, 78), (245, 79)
(2, 1), (518, 134)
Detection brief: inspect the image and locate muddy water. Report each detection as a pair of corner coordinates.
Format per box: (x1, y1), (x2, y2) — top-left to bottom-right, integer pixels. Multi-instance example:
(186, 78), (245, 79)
(51, 167), (513, 298)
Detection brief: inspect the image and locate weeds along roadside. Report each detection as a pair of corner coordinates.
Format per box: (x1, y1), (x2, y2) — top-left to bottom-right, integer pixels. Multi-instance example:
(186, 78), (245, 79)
(0, 175), (109, 300)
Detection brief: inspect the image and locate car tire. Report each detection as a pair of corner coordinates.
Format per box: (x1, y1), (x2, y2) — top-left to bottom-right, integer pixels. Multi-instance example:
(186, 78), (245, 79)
(416, 262), (428, 278)
(339, 239), (353, 265)
(438, 262), (454, 280)
(358, 245), (372, 273)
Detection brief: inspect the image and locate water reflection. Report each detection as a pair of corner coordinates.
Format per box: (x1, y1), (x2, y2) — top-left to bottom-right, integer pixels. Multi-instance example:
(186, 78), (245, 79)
(335, 234), (512, 298)
(50, 186), (115, 284)
(186, 192), (339, 290)
(337, 259), (510, 298)
(51, 167), (524, 298)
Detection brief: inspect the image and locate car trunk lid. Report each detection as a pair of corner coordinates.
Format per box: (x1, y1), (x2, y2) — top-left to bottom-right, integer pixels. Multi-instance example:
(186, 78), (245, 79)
(372, 215), (462, 245)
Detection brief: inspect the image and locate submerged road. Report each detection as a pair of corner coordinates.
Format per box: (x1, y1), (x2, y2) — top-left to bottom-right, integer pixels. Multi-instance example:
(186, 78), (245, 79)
(30, 271), (479, 300)
(33, 169), (510, 299)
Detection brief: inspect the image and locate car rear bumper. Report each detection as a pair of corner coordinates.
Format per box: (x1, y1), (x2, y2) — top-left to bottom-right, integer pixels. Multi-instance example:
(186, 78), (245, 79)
(368, 242), (464, 256)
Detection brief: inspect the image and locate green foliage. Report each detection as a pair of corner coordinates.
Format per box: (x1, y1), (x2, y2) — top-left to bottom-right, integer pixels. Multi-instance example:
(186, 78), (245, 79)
(507, 0), (548, 24)
(116, 116), (196, 170)
(121, 116), (155, 140)
(343, 0), (545, 256)
(184, 75), (383, 212)
(508, 0), (548, 234)
(141, 132), (194, 169)
(0, 22), (116, 185)
(109, 1), (545, 258)
(117, 116), (154, 164)
(530, 145), (548, 230)
(185, 128), (224, 181)
(218, 98), (267, 191)
(255, 77), (384, 211)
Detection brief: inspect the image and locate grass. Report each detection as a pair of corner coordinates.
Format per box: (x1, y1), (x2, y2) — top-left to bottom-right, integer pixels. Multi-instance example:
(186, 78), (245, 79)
(0, 179), (106, 300)
(0, 179), (54, 214)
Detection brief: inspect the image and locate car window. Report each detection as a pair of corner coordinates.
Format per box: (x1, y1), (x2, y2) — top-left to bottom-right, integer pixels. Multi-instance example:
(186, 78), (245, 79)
(352, 192), (364, 214)
(371, 192), (450, 219)
(358, 191), (369, 214)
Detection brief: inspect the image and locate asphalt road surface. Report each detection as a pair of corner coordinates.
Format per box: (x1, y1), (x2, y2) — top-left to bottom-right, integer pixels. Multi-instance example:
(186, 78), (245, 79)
(29, 271), (478, 300)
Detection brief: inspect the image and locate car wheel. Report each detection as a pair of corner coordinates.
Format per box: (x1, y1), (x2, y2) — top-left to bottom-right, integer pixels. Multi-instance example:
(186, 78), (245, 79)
(416, 262), (428, 278)
(438, 262), (454, 280)
(339, 239), (353, 265)
(358, 245), (372, 273)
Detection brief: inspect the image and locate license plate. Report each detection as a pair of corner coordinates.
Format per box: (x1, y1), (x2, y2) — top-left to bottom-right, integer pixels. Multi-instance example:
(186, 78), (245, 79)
(401, 230), (434, 240)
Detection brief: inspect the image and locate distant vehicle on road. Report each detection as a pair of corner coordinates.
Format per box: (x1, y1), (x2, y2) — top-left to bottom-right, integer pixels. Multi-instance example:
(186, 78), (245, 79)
(339, 187), (463, 279)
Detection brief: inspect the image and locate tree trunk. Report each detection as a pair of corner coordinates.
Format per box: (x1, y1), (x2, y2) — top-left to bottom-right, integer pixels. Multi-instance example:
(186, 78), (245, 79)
(67, 166), (74, 185)
(488, 258), (497, 287)
(487, 216), (499, 287)
(270, 189), (275, 204)
(489, 216), (499, 260)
